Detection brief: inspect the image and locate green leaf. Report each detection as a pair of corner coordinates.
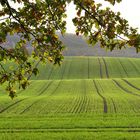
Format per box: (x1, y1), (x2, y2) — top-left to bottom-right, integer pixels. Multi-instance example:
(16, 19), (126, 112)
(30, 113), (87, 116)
(32, 68), (39, 76)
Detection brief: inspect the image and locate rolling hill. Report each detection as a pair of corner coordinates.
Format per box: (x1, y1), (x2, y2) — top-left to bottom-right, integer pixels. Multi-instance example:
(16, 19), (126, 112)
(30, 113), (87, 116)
(60, 33), (140, 57)
(0, 34), (140, 139)
(2, 33), (140, 57)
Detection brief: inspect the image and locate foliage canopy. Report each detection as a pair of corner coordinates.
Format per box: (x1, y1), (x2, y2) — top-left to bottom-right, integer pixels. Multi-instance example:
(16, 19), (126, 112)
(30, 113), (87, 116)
(0, 0), (140, 98)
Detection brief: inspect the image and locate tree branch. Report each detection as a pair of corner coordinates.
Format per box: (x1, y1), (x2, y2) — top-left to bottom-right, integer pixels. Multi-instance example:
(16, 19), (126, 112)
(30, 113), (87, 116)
(0, 16), (11, 21)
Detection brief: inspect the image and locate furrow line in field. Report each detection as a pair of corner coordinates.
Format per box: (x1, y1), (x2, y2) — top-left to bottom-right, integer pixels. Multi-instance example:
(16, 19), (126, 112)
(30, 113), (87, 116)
(71, 96), (81, 114)
(68, 59), (72, 79)
(15, 81), (54, 114)
(111, 98), (117, 113)
(65, 97), (76, 113)
(72, 97), (81, 114)
(102, 58), (109, 78)
(47, 66), (54, 80)
(0, 81), (54, 114)
(37, 82), (48, 94)
(128, 59), (140, 75)
(68, 97), (77, 113)
(20, 100), (40, 114)
(98, 58), (103, 78)
(93, 80), (108, 113)
(78, 96), (87, 113)
(113, 80), (140, 97)
(55, 98), (74, 113)
(81, 80), (88, 113)
(61, 62), (67, 79)
(0, 98), (27, 113)
(0, 128), (140, 133)
(88, 57), (89, 79)
(37, 81), (62, 114)
(50, 81), (61, 96)
(85, 96), (90, 113)
(54, 99), (68, 114)
(118, 59), (128, 77)
(83, 96), (87, 113)
(84, 96), (89, 113)
(38, 81), (54, 96)
(75, 96), (84, 113)
(128, 101), (137, 113)
(122, 79), (140, 91)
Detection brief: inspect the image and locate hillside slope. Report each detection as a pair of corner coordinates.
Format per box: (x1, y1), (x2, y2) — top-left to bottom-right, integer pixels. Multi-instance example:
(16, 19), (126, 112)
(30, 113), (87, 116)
(59, 33), (140, 57)
(31, 57), (140, 80)
(2, 33), (140, 57)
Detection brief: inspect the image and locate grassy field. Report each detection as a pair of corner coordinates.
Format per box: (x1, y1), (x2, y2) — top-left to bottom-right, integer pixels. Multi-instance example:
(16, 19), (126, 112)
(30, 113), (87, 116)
(0, 57), (140, 139)
(32, 57), (140, 79)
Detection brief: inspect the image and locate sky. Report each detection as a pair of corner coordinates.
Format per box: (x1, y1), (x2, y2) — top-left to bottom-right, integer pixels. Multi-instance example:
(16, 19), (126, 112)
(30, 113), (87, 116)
(66, 0), (140, 33)
(1, 0), (140, 34)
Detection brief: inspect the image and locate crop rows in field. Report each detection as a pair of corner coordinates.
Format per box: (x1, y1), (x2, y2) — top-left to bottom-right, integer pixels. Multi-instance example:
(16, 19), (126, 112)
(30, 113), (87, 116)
(0, 79), (140, 115)
(31, 57), (140, 80)
(0, 114), (140, 140)
(1, 57), (140, 139)
(0, 79), (140, 139)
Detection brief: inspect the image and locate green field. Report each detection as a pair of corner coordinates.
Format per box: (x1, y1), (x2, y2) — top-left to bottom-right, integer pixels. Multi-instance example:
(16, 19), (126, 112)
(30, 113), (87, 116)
(0, 57), (140, 140)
